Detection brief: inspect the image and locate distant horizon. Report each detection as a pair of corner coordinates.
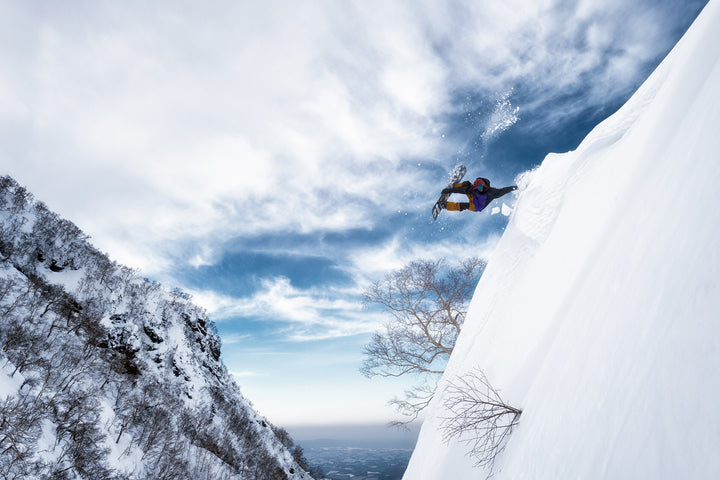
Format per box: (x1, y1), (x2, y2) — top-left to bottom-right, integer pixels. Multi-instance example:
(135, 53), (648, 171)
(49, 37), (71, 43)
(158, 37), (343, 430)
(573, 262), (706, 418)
(287, 423), (421, 450)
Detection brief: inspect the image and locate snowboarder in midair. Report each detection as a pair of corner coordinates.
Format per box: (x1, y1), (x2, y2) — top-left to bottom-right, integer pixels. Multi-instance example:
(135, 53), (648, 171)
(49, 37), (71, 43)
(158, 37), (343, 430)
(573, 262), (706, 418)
(440, 177), (517, 213)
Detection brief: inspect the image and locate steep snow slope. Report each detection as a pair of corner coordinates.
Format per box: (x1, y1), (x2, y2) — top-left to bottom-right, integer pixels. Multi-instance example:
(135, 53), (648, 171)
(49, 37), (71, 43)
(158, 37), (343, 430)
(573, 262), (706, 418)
(405, 1), (720, 478)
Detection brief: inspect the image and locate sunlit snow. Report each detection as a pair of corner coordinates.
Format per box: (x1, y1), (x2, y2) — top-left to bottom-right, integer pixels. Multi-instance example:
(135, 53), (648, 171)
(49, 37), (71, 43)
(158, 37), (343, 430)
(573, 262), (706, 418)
(405, 1), (720, 478)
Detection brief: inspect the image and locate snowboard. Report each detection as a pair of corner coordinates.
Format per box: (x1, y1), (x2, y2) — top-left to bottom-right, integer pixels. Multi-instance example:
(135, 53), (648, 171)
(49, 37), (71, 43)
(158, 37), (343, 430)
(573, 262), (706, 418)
(432, 164), (467, 221)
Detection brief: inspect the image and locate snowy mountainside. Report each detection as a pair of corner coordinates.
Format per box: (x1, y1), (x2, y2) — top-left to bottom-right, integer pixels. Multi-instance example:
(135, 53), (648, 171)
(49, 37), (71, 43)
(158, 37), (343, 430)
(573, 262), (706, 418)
(0, 176), (313, 479)
(405, 1), (720, 479)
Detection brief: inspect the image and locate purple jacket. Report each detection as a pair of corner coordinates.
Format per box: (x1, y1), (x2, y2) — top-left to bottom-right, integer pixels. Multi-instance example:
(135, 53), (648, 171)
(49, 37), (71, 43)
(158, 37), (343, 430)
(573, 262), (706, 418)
(472, 192), (488, 211)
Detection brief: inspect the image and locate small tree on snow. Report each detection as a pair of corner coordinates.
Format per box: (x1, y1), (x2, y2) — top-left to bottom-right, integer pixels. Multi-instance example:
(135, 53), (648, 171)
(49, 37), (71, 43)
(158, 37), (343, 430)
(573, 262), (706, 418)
(361, 257), (486, 423)
(441, 368), (522, 474)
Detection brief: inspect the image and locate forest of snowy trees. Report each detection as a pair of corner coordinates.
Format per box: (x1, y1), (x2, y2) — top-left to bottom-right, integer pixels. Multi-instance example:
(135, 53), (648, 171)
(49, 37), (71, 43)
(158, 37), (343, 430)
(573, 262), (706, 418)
(0, 176), (313, 479)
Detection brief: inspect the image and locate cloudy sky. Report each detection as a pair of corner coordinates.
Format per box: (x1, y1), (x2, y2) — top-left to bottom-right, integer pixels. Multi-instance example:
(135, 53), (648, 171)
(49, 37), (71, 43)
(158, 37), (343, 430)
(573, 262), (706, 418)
(1, 0), (707, 427)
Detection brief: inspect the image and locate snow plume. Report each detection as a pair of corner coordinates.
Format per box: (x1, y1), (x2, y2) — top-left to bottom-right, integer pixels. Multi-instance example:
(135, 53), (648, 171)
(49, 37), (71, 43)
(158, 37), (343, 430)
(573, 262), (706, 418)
(480, 89), (520, 142)
(405, 1), (720, 478)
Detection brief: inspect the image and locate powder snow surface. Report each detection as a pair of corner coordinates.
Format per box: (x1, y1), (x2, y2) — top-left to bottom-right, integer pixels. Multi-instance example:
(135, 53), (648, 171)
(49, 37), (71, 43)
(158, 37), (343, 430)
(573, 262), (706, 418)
(405, 1), (720, 478)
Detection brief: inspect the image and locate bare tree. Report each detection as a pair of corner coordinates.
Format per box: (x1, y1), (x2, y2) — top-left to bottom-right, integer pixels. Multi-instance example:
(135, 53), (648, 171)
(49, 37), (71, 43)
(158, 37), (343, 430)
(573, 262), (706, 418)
(386, 384), (437, 427)
(441, 368), (522, 475)
(361, 257), (486, 422)
(0, 394), (44, 479)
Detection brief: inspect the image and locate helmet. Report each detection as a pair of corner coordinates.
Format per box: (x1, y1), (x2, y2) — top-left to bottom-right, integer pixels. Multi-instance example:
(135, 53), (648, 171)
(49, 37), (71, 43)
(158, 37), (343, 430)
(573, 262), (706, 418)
(473, 177), (489, 190)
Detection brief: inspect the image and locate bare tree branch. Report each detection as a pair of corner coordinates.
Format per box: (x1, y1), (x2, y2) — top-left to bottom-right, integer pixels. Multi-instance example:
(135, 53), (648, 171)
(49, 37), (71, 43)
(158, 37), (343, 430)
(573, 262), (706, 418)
(361, 258), (486, 422)
(441, 368), (522, 476)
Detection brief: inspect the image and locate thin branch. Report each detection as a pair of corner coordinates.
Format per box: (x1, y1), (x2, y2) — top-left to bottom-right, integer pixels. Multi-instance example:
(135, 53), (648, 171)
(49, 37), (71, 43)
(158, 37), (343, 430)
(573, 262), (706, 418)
(441, 368), (522, 477)
(361, 257), (486, 422)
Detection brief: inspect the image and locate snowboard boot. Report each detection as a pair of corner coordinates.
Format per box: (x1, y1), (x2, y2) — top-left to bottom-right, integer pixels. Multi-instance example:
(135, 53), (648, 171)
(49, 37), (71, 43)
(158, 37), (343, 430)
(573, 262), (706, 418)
(442, 181), (473, 195)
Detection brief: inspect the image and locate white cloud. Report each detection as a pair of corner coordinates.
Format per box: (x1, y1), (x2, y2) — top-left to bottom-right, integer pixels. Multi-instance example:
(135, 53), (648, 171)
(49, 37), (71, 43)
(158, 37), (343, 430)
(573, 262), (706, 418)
(188, 277), (383, 341)
(346, 231), (503, 285)
(0, 0), (698, 272)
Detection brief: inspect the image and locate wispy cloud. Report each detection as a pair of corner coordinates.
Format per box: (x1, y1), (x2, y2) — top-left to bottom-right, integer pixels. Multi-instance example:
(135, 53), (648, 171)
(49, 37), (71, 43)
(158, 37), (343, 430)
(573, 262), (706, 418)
(2, 0), (702, 273)
(189, 277), (382, 341)
(220, 333), (252, 345)
(345, 232), (503, 284)
(230, 370), (267, 379)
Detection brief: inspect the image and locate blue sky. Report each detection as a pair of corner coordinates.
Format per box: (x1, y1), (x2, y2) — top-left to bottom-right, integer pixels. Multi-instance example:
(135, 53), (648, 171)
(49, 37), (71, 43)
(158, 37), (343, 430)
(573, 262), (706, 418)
(1, 0), (707, 427)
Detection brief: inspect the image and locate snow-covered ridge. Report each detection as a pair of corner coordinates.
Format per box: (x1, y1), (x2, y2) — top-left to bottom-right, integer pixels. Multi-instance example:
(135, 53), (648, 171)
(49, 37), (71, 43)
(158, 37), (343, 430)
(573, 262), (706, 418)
(0, 176), (313, 479)
(405, 0), (720, 478)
